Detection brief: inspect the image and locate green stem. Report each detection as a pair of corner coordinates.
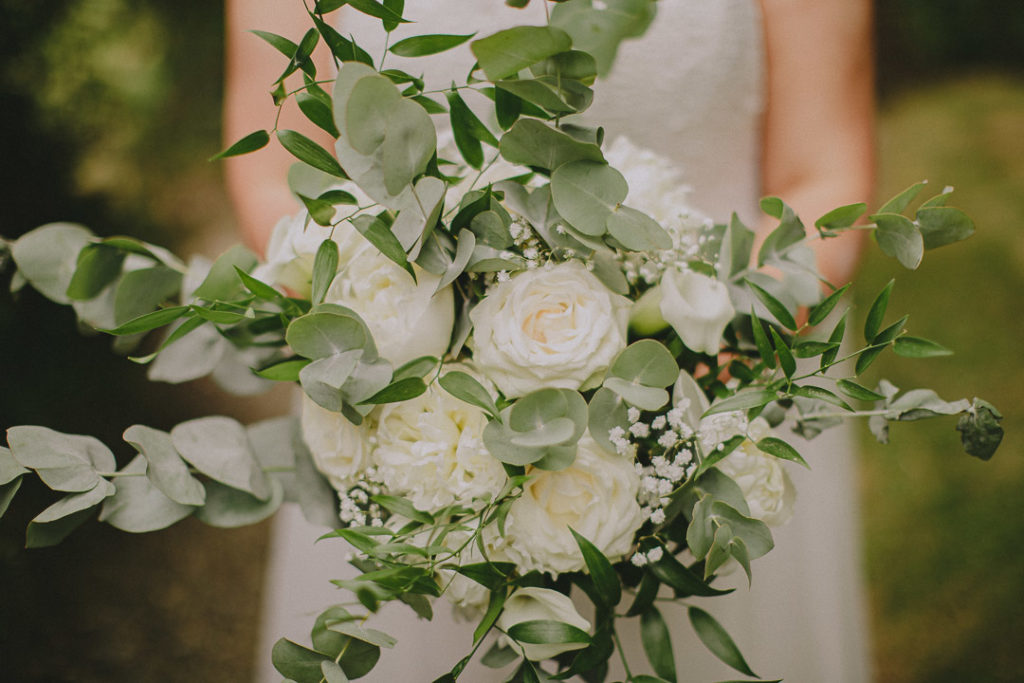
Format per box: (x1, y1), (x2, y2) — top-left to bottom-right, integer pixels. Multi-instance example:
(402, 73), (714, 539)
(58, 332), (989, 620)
(612, 626), (633, 681)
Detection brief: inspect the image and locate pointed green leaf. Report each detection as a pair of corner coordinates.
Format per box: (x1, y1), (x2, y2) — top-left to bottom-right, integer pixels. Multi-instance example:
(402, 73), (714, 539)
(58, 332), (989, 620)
(815, 202), (867, 231)
(439, 370), (499, 418)
(807, 283), (850, 326)
(471, 26), (572, 81)
(769, 327), (795, 378)
(278, 129), (347, 178)
(749, 309), (775, 370)
(836, 379), (886, 402)
(390, 33), (475, 57)
(745, 280), (797, 330)
(640, 607), (677, 682)
(755, 436), (809, 468)
(878, 180), (928, 214)
(570, 528), (621, 607)
(209, 129), (270, 161)
(864, 279), (894, 342)
(688, 606), (757, 678)
(893, 335), (953, 358)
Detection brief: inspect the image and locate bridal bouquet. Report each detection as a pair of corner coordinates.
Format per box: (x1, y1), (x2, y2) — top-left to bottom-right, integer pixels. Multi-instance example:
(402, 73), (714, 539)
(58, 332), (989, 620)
(0, 1), (1004, 682)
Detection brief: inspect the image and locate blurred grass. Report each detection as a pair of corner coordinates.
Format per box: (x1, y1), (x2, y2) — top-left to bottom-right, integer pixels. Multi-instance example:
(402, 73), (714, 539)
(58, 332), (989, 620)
(857, 73), (1024, 683)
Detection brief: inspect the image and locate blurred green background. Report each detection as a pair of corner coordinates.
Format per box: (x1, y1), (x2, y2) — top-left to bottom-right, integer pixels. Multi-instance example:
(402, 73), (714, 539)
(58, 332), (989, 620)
(0, 1), (1021, 681)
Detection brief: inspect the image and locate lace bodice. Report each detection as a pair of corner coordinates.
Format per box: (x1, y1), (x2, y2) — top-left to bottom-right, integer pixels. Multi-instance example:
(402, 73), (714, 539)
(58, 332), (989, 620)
(337, 0), (765, 221)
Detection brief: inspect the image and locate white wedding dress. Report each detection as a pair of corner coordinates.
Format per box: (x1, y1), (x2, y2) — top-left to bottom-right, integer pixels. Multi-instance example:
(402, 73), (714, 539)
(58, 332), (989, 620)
(256, 2), (872, 681)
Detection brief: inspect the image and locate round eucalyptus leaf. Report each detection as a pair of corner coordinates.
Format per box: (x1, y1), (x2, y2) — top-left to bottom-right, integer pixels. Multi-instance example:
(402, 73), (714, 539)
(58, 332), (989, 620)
(11, 223), (93, 304)
(602, 378), (669, 411)
(606, 205), (673, 251)
(609, 339), (679, 387)
(286, 312), (368, 359)
(7, 426), (115, 493)
(346, 75), (400, 154)
(550, 161), (627, 236)
(873, 212), (924, 270)
(98, 455), (196, 533)
(381, 97), (437, 195)
(194, 477), (284, 528)
(123, 424), (205, 506)
(587, 387), (630, 456)
(171, 416), (270, 500)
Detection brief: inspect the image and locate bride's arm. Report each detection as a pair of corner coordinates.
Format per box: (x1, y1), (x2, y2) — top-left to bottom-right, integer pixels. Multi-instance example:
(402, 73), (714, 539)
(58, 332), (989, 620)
(759, 0), (876, 286)
(224, 0), (331, 253)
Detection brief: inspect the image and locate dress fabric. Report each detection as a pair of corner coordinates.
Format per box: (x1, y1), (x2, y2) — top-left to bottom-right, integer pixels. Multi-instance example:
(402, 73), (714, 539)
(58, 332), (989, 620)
(255, 2), (872, 681)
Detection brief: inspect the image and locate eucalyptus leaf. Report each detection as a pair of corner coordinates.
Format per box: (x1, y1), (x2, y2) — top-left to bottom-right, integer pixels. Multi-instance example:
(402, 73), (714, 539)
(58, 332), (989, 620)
(807, 283), (850, 326)
(194, 477), (284, 528)
(11, 223), (93, 304)
(873, 213), (924, 269)
(602, 378), (669, 411)
(0, 446), (28, 486)
(916, 206), (975, 249)
(113, 266), (182, 325)
(815, 202), (867, 231)
(647, 552), (732, 598)
(98, 455), (195, 533)
(957, 398), (1004, 461)
(550, 0), (657, 76)
(26, 482), (113, 548)
(123, 424), (205, 506)
(191, 244), (258, 301)
(878, 180), (928, 214)
(500, 119), (604, 171)
(171, 417), (270, 500)
(470, 26), (572, 81)
(550, 160), (627, 236)
(606, 206), (672, 251)
(286, 311), (368, 359)
(587, 386), (630, 455)
(7, 426), (115, 493)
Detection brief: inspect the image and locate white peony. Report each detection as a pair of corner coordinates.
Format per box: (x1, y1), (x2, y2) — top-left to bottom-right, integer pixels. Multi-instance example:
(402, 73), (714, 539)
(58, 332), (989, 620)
(469, 261), (630, 398)
(255, 211), (332, 298)
(496, 587), (591, 661)
(299, 393), (375, 490)
(715, 417), (796, 527)
(436, 525), (504, 620)
(372, 371), (507, 512)
(659, 268), (735, 355)
(503, 436), (643, 575)
(324, 226), (454, 368)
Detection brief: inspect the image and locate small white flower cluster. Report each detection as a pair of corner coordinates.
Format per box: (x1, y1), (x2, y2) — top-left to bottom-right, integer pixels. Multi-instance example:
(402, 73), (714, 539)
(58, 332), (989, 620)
(612, 404), (699, 527)
(492, 219), (548, 285)
(338, 474), (385, 527)
(602, 135), (715, 286)
(630, 545), (664, 567)
(696, 410), (749, 456)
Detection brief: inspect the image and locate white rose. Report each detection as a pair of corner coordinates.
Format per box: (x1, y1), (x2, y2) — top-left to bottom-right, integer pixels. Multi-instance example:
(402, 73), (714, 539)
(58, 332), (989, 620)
(324, 226), (454, 367)
(715, 417), (796, 526)
(372, 369), (507, 512)
(503, 436), (643, 575)
(469, 261), (630, 398)
(659, 268), (735, 355)
(300, 394), (375, 490)
(255, 211), (331, 298)
(496, 587), (591, 661)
